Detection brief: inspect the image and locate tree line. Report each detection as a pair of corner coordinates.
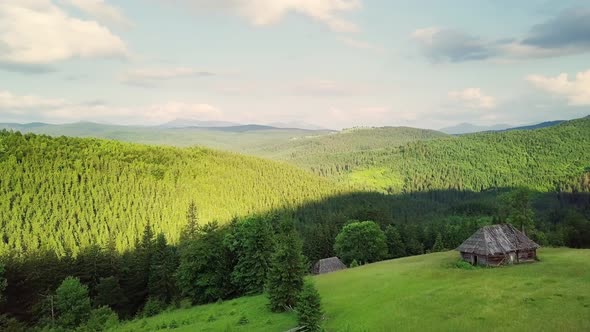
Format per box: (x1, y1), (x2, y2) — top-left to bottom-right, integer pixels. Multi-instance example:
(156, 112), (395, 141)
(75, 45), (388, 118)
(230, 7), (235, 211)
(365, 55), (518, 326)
(0, 206), (324, 331)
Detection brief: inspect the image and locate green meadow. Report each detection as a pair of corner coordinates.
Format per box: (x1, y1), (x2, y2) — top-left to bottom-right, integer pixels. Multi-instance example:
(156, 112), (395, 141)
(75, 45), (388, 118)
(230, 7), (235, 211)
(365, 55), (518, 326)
(112, 248), (590, 332)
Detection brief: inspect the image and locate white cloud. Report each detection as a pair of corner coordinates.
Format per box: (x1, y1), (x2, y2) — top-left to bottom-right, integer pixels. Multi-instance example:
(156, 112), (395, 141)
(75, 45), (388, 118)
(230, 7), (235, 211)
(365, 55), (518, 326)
(60, 0), (131, 27)
(448, 88), (496, 109)
(182, 0), (361, 32)
(0, 1), (128, 67)
(526, 70), (590, 106)
(0, 90), (68, 110)
(0, 90), (222, 125)
(121, 67), (215, 87)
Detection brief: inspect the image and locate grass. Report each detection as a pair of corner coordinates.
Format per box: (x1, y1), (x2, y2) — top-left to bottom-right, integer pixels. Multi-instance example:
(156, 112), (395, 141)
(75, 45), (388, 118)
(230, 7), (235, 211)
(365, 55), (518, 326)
(112, 248), (590, 331)
(112, 295), (296, 332)
(315, 248), (590, 331)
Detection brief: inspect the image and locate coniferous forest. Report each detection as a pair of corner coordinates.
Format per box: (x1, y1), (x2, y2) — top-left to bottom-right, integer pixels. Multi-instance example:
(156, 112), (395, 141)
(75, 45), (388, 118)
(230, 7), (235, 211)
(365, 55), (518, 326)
(0, 118), (589, 330)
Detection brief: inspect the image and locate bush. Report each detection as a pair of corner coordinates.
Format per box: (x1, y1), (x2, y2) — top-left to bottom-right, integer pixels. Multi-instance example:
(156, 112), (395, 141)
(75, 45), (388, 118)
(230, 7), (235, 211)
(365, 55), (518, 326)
(142, 298), (166, 317)
(168, 320), (179, 329)
(237, 315), (249, 325)
(0, 314), (27, 332)
(455, 260), (477, 270)
(178, 298), (192, 309)
(79, 306), (119, 332)
(349, 259), (359, 268)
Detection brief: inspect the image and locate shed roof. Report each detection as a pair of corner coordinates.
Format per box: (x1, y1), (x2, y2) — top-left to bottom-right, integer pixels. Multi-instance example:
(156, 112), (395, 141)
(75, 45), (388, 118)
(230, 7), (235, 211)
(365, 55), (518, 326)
(312, 257), (347, 274)
(456, 224), (540, 256)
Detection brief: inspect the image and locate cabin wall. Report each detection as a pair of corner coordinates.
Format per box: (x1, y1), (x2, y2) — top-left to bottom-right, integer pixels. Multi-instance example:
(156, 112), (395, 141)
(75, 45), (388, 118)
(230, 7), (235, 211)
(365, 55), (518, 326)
(486, 255), (507, 266)
(476, 255), (487, 266)
(518, 249), (536, 262)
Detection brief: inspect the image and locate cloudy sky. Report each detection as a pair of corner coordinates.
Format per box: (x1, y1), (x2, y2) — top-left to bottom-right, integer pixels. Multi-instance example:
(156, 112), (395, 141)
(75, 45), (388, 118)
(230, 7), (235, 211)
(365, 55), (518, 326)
(0, 0), (589, 129)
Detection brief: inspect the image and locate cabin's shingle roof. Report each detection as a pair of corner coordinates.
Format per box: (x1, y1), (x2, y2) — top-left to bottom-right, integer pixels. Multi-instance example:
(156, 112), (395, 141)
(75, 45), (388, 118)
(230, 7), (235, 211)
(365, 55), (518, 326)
(312, 257), (347, 274)
(456, 224), (540, 256)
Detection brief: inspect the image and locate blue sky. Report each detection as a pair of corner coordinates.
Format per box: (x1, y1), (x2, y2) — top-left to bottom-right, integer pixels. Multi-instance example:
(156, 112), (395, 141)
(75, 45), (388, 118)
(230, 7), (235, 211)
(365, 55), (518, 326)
(0, 0), (589, 129)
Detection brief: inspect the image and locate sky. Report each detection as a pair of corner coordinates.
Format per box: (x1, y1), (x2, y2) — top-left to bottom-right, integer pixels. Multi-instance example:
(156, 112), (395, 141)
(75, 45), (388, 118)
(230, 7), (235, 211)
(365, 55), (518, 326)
(0, 0), (589, 130)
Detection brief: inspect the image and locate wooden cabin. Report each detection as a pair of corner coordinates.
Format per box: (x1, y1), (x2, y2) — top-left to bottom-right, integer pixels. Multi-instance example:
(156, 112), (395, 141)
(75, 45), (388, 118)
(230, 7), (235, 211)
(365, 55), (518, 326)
(456, 224), (540, 266)
(312, 257), (347, 275)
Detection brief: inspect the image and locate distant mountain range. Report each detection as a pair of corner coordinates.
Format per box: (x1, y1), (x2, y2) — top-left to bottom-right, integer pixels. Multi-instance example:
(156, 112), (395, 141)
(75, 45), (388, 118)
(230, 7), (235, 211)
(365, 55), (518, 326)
(439, 123), (512, 134)
(160, 119), (241, 128)
(440, 118), (573, 135)
(159, 118), (328, 131)
(503, 120), (565, 132)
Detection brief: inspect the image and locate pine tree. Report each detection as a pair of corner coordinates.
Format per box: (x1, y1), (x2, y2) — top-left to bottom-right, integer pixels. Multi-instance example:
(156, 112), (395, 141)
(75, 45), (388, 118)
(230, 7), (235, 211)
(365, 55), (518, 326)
(148, 233), (178, 304)
(296, 281), (323, 332)
(180, 201), (199, 241)
(384, 225), (406, 258)
(432, 233), (445, 252)
(266, 223), (306, 312)
(226, 217), (274, 294)
(94, 277), (128, 316)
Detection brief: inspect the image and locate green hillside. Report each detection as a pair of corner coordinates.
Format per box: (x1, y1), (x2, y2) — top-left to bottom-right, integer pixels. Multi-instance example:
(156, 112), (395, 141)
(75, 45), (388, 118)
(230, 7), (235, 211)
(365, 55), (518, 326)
(297, 118), (590, 193)
(0, 131), (342, 256)
(253, 126), (448, 160)
(0, 122), (333, 153)
(112, 248), (590, 332)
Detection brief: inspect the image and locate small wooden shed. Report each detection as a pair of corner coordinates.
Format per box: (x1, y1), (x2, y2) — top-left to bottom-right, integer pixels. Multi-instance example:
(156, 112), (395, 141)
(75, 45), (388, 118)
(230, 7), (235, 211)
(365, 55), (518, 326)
(312, 257), (347, 274)
(456, 224), (540, 266)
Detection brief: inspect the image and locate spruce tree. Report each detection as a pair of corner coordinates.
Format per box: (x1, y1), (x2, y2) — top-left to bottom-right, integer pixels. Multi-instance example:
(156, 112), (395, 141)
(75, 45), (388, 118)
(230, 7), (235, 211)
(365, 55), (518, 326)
(94, 277), (128, 316)
(384, 225), (406, 258)
(148, 233), (178, 304)
(225, 217), (274, 294)
(266, 224), (306, 312)
(181, 201), (199, 241)
(296, 281), (323, 332)
(432, 233), (445, 252)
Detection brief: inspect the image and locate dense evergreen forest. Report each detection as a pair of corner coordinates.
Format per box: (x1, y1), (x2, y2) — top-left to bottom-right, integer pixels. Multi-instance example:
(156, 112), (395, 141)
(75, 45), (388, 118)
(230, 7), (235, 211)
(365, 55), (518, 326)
(253, 126), (448, 159)
(0, 131), (342, 256)
(284, 118), (590, 193)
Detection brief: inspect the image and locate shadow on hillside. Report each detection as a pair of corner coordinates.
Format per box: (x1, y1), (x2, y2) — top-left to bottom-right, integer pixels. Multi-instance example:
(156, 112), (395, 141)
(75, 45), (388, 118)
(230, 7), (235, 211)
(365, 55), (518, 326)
(1, 187), (588, 323)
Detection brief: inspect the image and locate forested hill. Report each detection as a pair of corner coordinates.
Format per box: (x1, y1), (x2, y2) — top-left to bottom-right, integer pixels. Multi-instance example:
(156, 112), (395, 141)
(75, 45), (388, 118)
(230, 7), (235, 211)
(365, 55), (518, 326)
(254, 126), (448, 160)
(0, 131), (342, 256)
(296, 118), (590, 193)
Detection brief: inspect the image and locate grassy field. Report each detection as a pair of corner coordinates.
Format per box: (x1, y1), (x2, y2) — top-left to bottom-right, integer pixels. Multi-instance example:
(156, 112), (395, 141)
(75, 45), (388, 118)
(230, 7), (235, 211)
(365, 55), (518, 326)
(316, 248), (590, 331)
(112, 248), (590, 331)
(112, 295), (296, 332)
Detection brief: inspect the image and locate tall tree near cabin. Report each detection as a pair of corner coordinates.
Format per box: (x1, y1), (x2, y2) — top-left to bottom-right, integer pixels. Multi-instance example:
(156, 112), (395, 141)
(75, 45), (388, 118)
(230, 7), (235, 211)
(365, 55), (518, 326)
(504, 188), (535, 234)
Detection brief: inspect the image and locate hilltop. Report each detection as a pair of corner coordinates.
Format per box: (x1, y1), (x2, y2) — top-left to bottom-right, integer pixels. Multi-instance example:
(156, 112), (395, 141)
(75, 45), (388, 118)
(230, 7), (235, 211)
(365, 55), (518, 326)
(298, 117), (590, 193)
(253, 126), (448, 160)
(113, 248), (590, 331)
(0, 122), (333, 153)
